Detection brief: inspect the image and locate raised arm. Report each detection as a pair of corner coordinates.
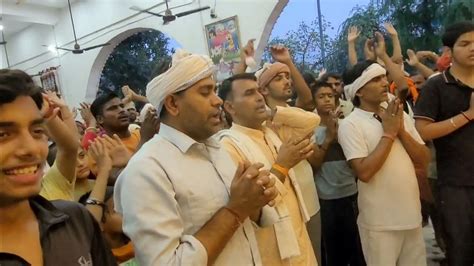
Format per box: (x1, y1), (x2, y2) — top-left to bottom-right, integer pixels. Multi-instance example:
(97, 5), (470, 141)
(384, 22), (403, 63)
(406, 49), (435, 78)
(122, 85), (149, 104)
(347, 26), (360, 66)
(374, 32), (409, 100)
(43, 95), (79, 182)
(86, 138), (112, 222)
(271, 45), (315, 111)
(234, 39), (256, 75)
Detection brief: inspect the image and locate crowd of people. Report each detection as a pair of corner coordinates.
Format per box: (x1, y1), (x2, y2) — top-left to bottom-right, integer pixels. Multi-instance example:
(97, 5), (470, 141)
(0, 20), (473, 266)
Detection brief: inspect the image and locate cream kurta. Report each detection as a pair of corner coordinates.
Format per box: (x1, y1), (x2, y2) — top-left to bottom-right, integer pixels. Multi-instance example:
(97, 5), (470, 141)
(220, 124), (317, 266)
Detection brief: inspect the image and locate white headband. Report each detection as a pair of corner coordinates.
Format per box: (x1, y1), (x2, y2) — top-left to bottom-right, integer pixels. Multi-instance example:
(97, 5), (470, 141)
(146, 49), (215, 114)
(344, 63), (386, 102)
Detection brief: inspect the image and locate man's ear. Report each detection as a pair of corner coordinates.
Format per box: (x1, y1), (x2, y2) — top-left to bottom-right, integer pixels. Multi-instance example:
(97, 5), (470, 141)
(96, 115), (104, 125)
(259, 86), (269, 96)
(162, 94), (180, 117)
(444, 47), (452, 58)
(223, 101), (235, 116)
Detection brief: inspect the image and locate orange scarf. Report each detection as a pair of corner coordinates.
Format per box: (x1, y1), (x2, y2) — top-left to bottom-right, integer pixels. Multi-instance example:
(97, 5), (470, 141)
(112, 241), (135, 263)
(389, 77), (419, 103)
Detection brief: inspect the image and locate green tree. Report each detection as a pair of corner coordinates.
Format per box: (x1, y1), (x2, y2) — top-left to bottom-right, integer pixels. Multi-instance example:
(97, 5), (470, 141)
(98, 30), (174, 97)
(326, 0), (473, 73)
(262, 19), (333, 72)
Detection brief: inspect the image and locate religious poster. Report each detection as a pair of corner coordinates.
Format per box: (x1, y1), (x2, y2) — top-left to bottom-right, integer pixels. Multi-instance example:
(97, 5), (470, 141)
(204, 16), (242, 81)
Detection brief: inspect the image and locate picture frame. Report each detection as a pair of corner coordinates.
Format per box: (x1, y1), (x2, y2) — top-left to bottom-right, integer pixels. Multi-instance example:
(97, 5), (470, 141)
(204, 16), (242, 81)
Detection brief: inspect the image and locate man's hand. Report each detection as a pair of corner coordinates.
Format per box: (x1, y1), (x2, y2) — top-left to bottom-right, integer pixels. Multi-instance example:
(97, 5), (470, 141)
(373, 32), (388, 58)
(347, 26), (360, 43)
(240, 39), (256, 60)
(416, 50), (438, 62)
(88, 138), (113, 175)
(383, 22), (398, 36)
(79, 102), (96, 127)
(227, 162), (278, 220)
(99, 134), (132, 168)
(270, 45), (292, 65)
(380, 98), (403, 138)
(140, 108), (160, 143)
(325, 111), (339, 143)
(276, 133), (314, 169)
(121, 85), (133, 102)
(41, 94), (60, 121)
(406, 49), (420, 66)
(45, 90), (67, 109)
(364, 39), (376, 60)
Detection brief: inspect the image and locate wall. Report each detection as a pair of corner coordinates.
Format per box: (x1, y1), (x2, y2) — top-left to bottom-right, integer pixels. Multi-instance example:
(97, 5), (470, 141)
(7, 0), (288, 107)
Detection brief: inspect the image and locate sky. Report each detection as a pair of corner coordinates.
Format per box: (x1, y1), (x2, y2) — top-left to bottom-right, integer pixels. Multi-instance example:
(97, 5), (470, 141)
(271, 0), (371, 39)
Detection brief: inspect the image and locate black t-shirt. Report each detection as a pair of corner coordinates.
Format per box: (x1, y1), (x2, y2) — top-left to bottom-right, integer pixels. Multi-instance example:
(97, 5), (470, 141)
(0, 196), (117, 266)
(414, 69), (474, 186)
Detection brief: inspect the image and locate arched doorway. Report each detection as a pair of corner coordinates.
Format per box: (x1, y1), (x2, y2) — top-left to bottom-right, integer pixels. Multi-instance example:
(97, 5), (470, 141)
(85, 28), (180, 102)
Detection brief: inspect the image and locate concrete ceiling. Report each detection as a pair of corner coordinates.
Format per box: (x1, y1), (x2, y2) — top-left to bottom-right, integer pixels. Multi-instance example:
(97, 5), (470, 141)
(0, 0), (77, 37)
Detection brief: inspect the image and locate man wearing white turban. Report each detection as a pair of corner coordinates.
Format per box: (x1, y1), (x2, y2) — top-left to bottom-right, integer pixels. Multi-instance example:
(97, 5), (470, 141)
(337, 33), (430, 265)
(114, 49), (278, 266)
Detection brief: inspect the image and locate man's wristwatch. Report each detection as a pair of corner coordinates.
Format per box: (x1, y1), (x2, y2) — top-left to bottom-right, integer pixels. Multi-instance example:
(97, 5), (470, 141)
(85, 198), (105, 207)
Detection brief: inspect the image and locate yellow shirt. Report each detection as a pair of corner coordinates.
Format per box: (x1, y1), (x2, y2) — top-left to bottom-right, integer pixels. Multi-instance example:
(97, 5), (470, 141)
(40, 162), (75, 201)
(220, 124), (316, 266)
(74, 179), (95, 201)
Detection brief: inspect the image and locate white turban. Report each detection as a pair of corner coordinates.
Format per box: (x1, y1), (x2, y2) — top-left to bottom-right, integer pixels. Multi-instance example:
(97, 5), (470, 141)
(146, 49), (215, 114)
(344, 63), (386, 102)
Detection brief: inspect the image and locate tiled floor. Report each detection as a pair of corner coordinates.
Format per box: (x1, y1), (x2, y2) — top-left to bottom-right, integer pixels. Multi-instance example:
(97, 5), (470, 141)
(424, 221), (445, 266)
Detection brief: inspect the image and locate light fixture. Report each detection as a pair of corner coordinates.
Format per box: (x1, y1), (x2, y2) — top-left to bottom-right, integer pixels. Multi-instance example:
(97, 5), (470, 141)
(0, 25), (4, 31)
(48, 45), (57, 53)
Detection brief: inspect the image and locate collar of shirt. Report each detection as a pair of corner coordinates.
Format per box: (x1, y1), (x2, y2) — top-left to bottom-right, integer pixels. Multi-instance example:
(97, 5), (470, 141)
(158, 123), (220, 154)
(353, 107), (381, 120)
(29, 196), (69, 238)
(230, 123), (266, 139)
(443, 68), (471, 88)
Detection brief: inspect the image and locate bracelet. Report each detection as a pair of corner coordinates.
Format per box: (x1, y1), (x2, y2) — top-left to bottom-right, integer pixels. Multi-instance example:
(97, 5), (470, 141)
(461, 111), (472, 122)
(85, 198), (105, 207)
(223, 207), (243, 224)
(381, 133), (395, 142)
(449, 118), (457, 128)
(85, 127), (97, 132)
(272, 163), (289, 177)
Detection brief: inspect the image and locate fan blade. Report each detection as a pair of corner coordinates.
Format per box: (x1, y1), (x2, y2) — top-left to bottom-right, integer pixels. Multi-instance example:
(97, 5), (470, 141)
(83, 43), (111, 51)
(175, 6), (210, 17)
(131, 6), (164, 17)
(56, 47), (76, 52)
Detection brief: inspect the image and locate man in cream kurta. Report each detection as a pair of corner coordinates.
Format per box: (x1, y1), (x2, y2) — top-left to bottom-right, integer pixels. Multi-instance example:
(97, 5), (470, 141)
(217, 73), (319, 265)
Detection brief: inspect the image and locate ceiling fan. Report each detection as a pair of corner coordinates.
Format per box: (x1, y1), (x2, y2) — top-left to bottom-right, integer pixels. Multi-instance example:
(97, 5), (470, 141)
(132, 0), (210, 25)
(52, 0), (110, 54)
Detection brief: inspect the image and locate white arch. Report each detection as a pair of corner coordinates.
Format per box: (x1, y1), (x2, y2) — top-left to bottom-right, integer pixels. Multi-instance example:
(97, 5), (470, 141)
(85, 0), (289, 100)
(85, 27), (157, 102)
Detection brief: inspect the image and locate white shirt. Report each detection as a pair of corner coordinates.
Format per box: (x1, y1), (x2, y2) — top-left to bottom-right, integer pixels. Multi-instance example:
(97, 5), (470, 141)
(114, 124), (262, 266)
(338, 108), (423, 231)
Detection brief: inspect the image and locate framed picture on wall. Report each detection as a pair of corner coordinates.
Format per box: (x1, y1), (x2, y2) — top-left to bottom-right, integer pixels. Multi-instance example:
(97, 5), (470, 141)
(204, 16), (242, 81)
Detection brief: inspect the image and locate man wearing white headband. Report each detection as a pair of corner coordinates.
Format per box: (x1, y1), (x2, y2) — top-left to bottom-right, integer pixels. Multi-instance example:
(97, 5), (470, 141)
(114, 49), (278, 265)
(338, 33), (430, 265)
